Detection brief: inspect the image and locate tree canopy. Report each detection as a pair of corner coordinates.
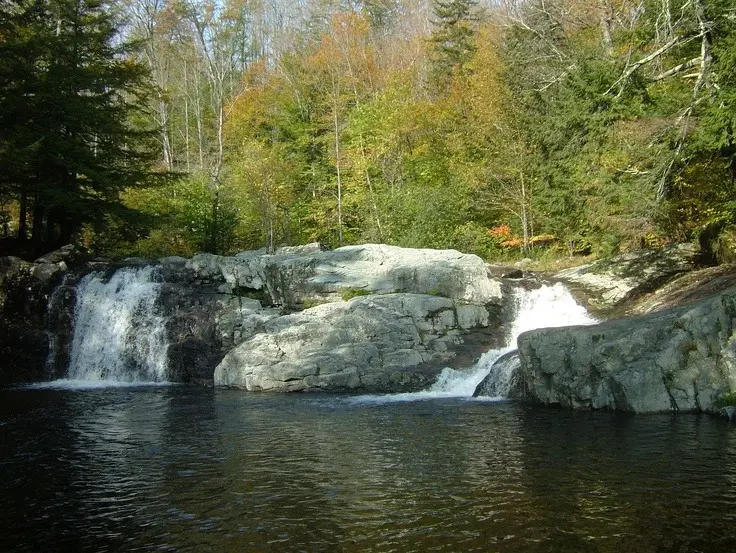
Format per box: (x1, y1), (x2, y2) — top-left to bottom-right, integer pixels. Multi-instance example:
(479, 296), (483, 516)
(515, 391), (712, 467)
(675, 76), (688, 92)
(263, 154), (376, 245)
(1, 0), (161, 258)
(2, 0), (736, 261)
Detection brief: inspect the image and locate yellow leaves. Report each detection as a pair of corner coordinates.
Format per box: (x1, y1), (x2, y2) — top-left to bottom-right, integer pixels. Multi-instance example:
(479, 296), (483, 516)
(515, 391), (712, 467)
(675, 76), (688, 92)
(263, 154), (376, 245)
(309, 10), (378, 94)
(226, 61), (290, 144)
(442, 23), (513, 144)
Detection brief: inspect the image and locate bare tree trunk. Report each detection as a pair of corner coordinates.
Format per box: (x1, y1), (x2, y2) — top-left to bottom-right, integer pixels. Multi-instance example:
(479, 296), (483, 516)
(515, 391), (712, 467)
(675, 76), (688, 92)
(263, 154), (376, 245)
(159, 94), (172, 169)
(520, 169), (530, 255)
(190, 46), (205, 169)
(184, 61), (190, 172)
(333, 80), (343, 246)
(692, 0), (712, 100)
(17, 191), (28, 240)
(600, 2), (614, 56)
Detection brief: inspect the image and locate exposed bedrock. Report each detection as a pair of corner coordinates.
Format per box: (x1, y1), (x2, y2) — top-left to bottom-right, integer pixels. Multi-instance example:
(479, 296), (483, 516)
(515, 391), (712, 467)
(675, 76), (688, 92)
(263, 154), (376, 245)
(215, 293), (496, 392)
(186, 242), (501, 309)
(192, 244), (505, 391)
(517, 288), (736, 413)
(109, 244), (504, 389)
(553, 243), (700, 314)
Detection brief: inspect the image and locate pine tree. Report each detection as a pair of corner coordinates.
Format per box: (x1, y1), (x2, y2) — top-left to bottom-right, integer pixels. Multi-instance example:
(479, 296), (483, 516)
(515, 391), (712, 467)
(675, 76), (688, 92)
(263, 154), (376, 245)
(429, 0), (479, 90)
(0, 0), (46, 244)
(0, 0), (159, 257)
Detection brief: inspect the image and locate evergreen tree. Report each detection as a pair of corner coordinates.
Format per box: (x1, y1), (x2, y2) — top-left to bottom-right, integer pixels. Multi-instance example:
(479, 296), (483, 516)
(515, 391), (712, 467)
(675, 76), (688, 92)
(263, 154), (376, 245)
(0, 0), (45, 244)
(0, 0), (159, 257)
(429, 0), (479, 90)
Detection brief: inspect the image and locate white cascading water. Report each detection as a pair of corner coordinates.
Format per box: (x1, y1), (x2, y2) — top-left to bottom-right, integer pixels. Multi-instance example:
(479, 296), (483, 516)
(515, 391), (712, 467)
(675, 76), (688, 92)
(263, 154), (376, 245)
(49, 266), (169, 387)
(352, 283), (597, 404)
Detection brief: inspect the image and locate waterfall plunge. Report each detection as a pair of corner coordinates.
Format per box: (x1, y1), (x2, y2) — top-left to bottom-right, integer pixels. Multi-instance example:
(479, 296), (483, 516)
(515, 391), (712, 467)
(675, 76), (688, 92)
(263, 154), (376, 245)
(352, 283), (597, 404)
(43, 266), (170, 388)
(430, 283), (598, 398)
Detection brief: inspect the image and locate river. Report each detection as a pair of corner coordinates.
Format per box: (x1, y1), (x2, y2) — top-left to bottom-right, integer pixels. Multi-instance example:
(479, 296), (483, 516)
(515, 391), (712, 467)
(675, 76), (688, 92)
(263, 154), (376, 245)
(2, 386), (735, 552)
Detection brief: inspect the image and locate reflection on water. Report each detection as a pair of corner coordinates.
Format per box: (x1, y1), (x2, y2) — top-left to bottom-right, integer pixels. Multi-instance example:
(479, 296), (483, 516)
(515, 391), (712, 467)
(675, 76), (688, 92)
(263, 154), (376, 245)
(1, 387), (735, 552)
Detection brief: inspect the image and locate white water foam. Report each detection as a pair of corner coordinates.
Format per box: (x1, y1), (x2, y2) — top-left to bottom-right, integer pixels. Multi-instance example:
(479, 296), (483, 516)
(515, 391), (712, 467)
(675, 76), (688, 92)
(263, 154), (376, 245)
(42, 266), (170, 388)
(350, 282), (597, 405)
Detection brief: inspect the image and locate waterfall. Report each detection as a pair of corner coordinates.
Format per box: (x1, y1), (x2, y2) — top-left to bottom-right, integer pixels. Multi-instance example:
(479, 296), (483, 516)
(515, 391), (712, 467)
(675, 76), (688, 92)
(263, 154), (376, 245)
(350, 283), (596, 404)
(41, 266), (170, 387)
(430, 283), (597, 398)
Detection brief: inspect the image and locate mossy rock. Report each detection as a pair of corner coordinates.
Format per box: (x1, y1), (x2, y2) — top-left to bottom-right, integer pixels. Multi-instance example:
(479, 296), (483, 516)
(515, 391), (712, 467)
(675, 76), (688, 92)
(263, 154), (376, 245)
(712, 226), (736, 265)
(714, 392), (736, 409)
(340, 288), (371, 301)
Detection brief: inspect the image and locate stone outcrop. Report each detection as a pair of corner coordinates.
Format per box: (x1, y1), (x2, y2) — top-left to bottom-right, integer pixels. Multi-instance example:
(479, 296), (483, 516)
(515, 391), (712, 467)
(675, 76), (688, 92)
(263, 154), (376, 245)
(517, 288), (736, 413)
(215, 293), (494, 392)
(30, 243), (504, 390)
(624, 263), (736, 316)
(0, 249), (81, 383)
(186, 243), (501, 310)
(159, 244), (505, 390)
(186, 244), (503, 391)
(554, 243), (700, 314)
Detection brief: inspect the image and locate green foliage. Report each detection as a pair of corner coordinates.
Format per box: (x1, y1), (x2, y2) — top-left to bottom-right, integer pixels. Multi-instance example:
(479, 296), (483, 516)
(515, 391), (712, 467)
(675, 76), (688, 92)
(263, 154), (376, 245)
(714, 392), (736, 409)
(300, 298), (330, 310)
(450, 221), (499, 260)
(340, 288), (371, 301)
(708, 225), (736, 265)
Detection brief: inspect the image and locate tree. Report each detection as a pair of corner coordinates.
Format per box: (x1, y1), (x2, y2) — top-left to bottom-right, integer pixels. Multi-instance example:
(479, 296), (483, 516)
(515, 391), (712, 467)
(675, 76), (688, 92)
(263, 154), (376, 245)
(0, 0), (160, 257)
(428, 0), (479, 90)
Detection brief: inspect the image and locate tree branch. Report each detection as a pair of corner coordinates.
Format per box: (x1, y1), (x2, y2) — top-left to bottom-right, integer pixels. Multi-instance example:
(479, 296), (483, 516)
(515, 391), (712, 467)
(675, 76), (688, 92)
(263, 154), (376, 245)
(651, 56), (701, 82)
(605, 32), (703, 97)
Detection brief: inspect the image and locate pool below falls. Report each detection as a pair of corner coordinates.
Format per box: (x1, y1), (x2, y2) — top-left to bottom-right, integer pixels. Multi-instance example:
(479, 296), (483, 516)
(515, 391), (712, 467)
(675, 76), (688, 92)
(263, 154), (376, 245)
(1, 386), (735, 553)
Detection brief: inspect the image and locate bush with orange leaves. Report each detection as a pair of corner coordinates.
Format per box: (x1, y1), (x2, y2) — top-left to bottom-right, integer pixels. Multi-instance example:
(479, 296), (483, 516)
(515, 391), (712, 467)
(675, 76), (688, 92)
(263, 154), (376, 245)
(499, 238), (523, 248)
(488, 224), (512, 240)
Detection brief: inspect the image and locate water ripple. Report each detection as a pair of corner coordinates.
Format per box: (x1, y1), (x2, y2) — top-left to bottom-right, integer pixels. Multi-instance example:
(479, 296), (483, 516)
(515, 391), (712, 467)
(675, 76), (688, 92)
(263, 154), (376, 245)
(1, 388), (735, 552)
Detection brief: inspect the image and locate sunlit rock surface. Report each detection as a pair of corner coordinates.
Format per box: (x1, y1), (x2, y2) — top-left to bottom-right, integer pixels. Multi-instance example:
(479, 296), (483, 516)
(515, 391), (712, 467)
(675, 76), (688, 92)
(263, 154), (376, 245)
(198, 244), (504, 391)
(554, 244), (700, 313)
(215, 293), (495, 392)
(187, 243), (502, 309)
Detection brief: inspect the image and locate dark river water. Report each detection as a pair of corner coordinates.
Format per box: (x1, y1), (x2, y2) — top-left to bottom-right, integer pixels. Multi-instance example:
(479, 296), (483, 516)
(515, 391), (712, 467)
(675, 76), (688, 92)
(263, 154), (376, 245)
(1, 386), (735, 553)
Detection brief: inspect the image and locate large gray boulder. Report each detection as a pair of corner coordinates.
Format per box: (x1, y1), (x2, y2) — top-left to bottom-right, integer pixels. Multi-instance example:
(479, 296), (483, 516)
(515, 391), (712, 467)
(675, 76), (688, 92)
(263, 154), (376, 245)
(215, 293), (495, 392)
(517, 288), (736, 413)
(142, 244), (503, 388)
(187, 243), (501, 310)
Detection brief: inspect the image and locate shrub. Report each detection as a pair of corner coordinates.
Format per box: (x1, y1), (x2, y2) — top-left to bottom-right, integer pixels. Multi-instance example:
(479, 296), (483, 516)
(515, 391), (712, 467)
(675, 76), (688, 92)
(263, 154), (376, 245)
(340, 288), (371, 301)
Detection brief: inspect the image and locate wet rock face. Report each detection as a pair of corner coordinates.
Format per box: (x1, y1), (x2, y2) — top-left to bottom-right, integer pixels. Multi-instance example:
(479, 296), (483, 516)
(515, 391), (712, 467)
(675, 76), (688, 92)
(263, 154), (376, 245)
(0, 256), (63, 383)
(517, 288), (736, 413)
(472, 350), (523, 399)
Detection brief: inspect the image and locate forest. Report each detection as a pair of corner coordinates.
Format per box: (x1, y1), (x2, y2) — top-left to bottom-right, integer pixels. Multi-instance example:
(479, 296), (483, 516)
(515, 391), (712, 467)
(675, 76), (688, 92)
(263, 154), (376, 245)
(1, 0), (735, 262)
